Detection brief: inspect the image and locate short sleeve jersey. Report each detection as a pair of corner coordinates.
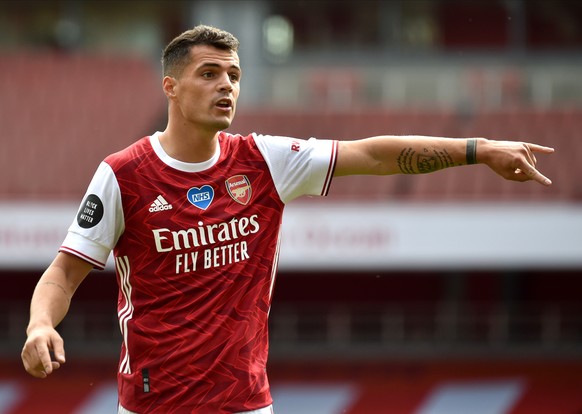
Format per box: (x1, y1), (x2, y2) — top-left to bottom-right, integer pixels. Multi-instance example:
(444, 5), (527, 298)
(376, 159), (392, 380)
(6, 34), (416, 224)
(60, 131), (338, 413)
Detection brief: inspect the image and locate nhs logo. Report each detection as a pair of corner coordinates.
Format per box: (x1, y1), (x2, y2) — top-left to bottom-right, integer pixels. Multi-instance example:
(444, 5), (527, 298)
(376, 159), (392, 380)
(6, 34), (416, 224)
(187, 185), (214, 210)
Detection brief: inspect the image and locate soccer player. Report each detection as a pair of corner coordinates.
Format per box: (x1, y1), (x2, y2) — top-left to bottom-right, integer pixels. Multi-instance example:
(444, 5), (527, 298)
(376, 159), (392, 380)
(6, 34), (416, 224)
(21, 25), (553, 414)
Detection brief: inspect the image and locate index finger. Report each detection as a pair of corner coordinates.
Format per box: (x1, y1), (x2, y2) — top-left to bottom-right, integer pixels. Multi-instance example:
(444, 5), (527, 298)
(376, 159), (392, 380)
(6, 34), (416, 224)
(521, 165), (552, 186)
(35, 342), (55, 376)
(527, 143), (555, 154)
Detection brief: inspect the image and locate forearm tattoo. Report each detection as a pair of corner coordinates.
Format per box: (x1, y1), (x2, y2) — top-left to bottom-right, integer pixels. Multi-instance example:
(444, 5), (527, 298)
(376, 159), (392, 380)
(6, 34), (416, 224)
(39, 281), (71, 303)
(396, 147), (456, 174)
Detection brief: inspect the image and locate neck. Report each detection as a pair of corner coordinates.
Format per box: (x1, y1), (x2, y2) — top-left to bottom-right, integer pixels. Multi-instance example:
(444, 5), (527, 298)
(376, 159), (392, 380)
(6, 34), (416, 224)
(158, 123), (219, 163)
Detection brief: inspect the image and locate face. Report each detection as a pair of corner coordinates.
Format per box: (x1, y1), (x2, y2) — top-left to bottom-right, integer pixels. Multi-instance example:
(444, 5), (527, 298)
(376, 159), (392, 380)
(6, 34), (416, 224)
(165, 45), (241, 134)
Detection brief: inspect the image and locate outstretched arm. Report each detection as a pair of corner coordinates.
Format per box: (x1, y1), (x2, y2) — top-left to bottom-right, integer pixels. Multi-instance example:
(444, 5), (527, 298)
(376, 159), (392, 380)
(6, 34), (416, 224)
(21, 252), (93, 378)
(334, 136), (554, 186)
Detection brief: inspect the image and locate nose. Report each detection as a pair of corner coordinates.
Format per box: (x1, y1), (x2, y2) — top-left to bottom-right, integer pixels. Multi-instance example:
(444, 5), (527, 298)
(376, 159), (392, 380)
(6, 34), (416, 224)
(218, 73), (234, 92)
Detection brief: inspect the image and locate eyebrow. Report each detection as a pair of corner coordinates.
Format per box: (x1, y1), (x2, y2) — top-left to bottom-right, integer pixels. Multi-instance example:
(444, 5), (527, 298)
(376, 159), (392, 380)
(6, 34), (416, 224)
(197, 62), (241, 72)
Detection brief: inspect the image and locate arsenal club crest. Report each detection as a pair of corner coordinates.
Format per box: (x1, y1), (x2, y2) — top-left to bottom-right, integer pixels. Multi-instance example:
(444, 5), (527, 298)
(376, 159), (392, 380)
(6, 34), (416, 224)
(225, 175), (252, 205)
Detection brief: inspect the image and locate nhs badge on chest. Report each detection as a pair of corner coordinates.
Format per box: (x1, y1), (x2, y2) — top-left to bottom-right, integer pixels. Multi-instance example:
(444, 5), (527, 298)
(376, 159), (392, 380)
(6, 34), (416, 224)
(187, 185), (214, 210)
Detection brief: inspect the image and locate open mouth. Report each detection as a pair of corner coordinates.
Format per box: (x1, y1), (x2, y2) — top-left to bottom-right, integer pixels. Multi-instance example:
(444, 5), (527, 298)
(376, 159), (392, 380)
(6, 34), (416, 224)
(215, 98), (232, 110)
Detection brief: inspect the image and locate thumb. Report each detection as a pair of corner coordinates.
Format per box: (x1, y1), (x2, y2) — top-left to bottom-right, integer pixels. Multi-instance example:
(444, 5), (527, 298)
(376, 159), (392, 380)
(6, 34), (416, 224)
(51, 335), (66, 364)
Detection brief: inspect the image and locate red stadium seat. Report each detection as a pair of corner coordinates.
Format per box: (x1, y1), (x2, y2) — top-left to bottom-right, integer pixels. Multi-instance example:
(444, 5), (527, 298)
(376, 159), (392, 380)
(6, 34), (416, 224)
(0, 52), (166, 199)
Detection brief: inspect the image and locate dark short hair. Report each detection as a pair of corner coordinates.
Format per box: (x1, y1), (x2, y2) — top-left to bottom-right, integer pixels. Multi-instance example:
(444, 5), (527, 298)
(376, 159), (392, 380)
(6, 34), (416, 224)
(161, 25), (240, 77)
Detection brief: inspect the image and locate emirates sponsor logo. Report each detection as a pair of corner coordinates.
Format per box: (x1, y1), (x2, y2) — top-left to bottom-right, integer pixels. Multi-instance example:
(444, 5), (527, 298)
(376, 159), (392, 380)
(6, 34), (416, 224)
(152, 215), (260, 273)
(152, 214), (260, 253)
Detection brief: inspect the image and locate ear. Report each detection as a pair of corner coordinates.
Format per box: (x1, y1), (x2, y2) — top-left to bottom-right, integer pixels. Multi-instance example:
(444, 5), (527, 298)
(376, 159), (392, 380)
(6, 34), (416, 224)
(162, 76), (177, 98)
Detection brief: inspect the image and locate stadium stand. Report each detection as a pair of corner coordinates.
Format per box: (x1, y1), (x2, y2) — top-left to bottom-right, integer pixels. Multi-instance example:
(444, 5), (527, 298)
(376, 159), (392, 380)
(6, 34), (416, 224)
(0, 52), (166, 199)
(0, 53), (578, 203)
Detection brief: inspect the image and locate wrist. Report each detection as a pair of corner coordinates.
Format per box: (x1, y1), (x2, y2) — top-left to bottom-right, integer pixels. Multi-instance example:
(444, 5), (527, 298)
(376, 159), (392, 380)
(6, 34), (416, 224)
(466, 138), (477, 165)
(466, 138), (487, 165)
(26, 323), (49, 336)
(26, 316), (56, 335)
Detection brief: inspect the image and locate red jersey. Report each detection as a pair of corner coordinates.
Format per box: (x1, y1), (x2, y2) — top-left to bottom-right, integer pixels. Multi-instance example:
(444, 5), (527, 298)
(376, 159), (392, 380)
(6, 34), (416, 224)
(61, 132), (338, 413)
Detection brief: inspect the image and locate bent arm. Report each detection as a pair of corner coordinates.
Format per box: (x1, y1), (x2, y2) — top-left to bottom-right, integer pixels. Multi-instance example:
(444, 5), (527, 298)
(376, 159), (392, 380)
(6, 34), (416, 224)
(22, 252), (93, 378)
(334, 136), (554, 185)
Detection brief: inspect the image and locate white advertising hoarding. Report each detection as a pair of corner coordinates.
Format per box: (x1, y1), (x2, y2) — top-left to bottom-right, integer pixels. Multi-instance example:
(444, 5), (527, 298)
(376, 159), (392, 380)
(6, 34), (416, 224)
(279, 201), (582, 270)
(0, 201), (580, 270)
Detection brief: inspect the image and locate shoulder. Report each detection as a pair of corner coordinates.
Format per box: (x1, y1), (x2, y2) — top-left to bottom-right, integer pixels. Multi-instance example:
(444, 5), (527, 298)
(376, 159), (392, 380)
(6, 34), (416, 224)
(220, 131), (325, 161)
(104, 136), (152, 170)
(219, 131), (256, 145)
(219, 131), (262, 155)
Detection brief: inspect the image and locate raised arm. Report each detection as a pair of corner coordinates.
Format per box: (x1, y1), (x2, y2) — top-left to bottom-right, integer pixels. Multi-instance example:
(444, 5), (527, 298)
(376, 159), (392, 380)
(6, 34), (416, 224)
(334, 136), (554, 186)
(21, 252), (93, 378)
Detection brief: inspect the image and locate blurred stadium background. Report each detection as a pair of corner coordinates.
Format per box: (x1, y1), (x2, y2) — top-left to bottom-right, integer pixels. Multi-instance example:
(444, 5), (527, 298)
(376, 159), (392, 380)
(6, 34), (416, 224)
(1, 0), (581, 413)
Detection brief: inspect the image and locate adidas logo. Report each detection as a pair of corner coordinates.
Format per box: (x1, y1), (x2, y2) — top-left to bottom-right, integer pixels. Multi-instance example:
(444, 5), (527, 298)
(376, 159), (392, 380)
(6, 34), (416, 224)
(149, 195), (173, 212)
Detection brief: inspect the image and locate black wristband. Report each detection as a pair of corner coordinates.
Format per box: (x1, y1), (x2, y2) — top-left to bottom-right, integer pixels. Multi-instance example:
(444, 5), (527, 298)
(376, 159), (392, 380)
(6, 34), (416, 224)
(466, 138), (477, 165)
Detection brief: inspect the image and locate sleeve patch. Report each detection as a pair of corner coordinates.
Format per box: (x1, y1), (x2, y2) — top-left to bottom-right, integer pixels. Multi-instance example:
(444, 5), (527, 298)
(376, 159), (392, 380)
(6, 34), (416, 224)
(77, 194), (104, 229)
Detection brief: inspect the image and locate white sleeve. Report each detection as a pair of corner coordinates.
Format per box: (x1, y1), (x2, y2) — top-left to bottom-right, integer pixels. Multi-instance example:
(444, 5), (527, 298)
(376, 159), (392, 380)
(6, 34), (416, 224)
(60, 162), (124, 269)
(252, 133), (338, 204)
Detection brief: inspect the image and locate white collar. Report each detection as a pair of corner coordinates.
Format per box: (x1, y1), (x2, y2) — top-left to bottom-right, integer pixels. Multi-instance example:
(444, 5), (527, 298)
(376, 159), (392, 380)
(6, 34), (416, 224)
(149, 131), (221, 173)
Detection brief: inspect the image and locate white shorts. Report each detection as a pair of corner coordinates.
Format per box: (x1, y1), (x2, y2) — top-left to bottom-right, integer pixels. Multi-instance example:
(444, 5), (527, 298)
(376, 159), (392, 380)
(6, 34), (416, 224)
(119, 403), (273, 414)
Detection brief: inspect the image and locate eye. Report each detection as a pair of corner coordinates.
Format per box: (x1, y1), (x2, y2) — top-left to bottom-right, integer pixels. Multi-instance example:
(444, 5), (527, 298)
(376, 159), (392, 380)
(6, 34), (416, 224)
(229, 73), (240, 83)
(202, 71), (214, 79)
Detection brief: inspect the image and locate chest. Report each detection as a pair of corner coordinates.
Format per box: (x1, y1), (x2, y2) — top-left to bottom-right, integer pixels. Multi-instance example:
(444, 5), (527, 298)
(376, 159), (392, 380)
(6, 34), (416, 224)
(115, 148), (283, 249)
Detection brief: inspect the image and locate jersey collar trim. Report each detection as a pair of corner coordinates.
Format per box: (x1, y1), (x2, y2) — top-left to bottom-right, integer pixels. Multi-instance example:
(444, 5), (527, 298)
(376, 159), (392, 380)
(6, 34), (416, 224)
(149, 132), (221, 173)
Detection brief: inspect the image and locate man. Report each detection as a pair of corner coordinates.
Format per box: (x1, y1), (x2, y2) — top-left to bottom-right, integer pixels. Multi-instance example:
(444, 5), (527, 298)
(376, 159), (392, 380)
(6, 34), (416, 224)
(21, 25), (553, 414)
